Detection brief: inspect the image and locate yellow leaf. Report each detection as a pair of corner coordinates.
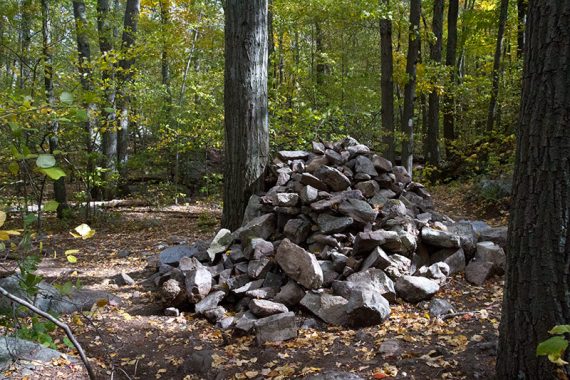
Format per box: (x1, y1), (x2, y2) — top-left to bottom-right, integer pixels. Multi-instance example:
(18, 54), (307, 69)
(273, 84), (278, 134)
(65, 249), (80, 255)
(0, 211), (6, 227)
(72, 224), (95, 239)
(95, 299), (109, 308)
(0, 232), (9, 241)
(4, 230), (20, 236)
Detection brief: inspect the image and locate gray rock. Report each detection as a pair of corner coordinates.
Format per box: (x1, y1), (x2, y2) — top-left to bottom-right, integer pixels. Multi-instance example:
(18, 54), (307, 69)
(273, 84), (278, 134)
(234, 213), (276, 242)
(353, 230), (391, 255)
(247, 257), (273, 279)
(300, 172), (328, 191)
(395, 275), (440, 303)
(392, 166), (412, 184)
(354, 155), (378, 177)
(249, 299), (289, 317)
(429, 298), (455, 318)
(160, 279), (186, 306)
(354, 180), (380, 198)
(164, 307), (180, 317)
(242, 194), (263, 225)
(226, 274), (250, 290)
(185, 267), (212, 303)
(347, 144), (371, 156)
(278, 150), (310, 161)
(346, 286), (391, 327)
(465, 260), (495, 285)
(179, 256), (204, 272)
(233, 279), (265, 295)
(273, 193), (300, 207)
(304, 372), (364, 380)
(373, 155), (393, 172)
(207, 228), (233, 262)
(312, 141), (326, 154)
(255, 311), (298, 344)
(217, 316), (235, 329)
(430, 247), (466, 275)
(368, 189), (396, 208)
(245, 287), (278, 299)
(228, 245), (246, 263)
(317, 214), (354, 234)
(418, 262), (450, 284)
(276, 239), (324, 289)
(300, 292), (349, 325)
(0, 336), (65, 370)
(300, 185), (319, 204)
(159, 244), (200, 266)
(275, 280), (306, 307)
(478, 226), (508, 248)
(475, 241), (506, 274)
(204, 306), (226, 323)
(263, 272), (285, 288)
(447, 222), (478, 254)
(325, 149), (345, 165)
(382, 199), (408, 217)
(310, 190), (365, 211)
(319, 260), (340, 286)
(195, 290), (226, 315)
(421, 228), (461, 248)
(244, 238), (274, 260)
(338, 199), (378, 224)
(347, 269), (396, 301)
(115, 272), (135, 286)
(284, 218), (312, 244)
(314, 166), (351, 192)
(234, 311), (258, 332)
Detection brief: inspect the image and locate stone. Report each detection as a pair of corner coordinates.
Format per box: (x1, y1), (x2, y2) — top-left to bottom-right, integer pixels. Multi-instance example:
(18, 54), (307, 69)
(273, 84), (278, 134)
(395, 275), (440, 303)
(284, 218), (312, 244)
(330, 252), (348, 272)
(160, 279), (186, 306)
(275, 280), (306, 307)
(115, 272), (135, 286)
(0, 337), (65, 370)
(226, 274), (250, 290)
(159, 244), (200, 266)
(346, 286), (391, 327)
(478, 226), (508, 248)
(314, 166), (351, 192)
(317, 214), (353, 234)
(276, 171), (291, 186)
(382, 199), (408, 217)
(447, 222), (478, 254)
(217, 316), (235, 329)
(378, 339), (401, 357)
(338, 198), (378, 224)
(247, 257), (273, 279)
(273, 192), (300, 207)
(310, 190), (364, 212)
(164, 307), (180, 317)
(431, 247), (466, 275)
(352, 230), (391, 255)
(325, 149), (345, 165)
(245, 287), (278, 299)
(300, 173), (328, 191)
(319, 260), (340, 286)
(278, 150), (310, 161)
(373, 155), (393, 172)
(275, 239), (324, 289)
(242, 194), (263, 225)
(418, 262), (450, 284)
(475, 241), (506, 274)
(354, 155), (378, 177)
(347, 269), (396, 302)
(429, 298), (455, 318)
(234, 213), (276, 242)
(204, 306), (226, 323)
(300, 185), (319, 203)
(421, 228), (461, 248)
(249, 299), (289, 317)
(207, 228), (233, 262)
(465, 260), (495, 285)
(233, 279), (265, 295)
(300, 292), (349, 325)
(392, 166), (412, 184)
(195, 290), (226, 315)
(228, 245), (246, 263)
(263, 272), (285, 288)
(244, 238), (274, 260)
(255, 311), (298, 344)
(184, 350), (213, 376)
(354, 173), (371, 181)
(312, 141), (326, 154)
(234, 311), (258, 332)
(354, 180), (380, 198)
(185, 267), (212, 304)
(304, 372), (364, 380)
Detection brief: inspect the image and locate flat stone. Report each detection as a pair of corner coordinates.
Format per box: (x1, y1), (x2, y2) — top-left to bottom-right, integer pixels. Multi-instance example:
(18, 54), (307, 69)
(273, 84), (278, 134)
(338, 198), (378, 224)
(249, 299), (289, 317)
(179, 256), (205, 272)
(245, 287), (278, 299)
(226, 274), (250, 290)
(300, 185), (319, 203)
(254, 311), (298, 345)
(353, 230), (392, 255)
(300, 173), (328, 191)
(478, 226), (508, 248)
(354, 155), (378, 177)
(421, 228), (461, 248)
(429, 298), (455, 318)
(247, 257), (273, 279)
(465, 260), (495, 285)
(244, 238), (274, 260)
(234, 311), (258, 332)
(347, 144), (371, 156)
(355, 180), (380, 198)
(317, 214), (353, 234)
(310, 190), (365, 212)
(159, 244), (200, 266)
(278, 150), (310, 161)
(0, 337), (65, 370)
(234, 213), (276, 242)
(325, 149), (345, 165)
(300, 292), (349, 325)
(273, 193), (300, 207)
(395, 275), (440, 303)
(275, 239), (324, 289)
(195, 290), (226, 315)
(314, 166), (351, 192)
(233, 279), (265, 295)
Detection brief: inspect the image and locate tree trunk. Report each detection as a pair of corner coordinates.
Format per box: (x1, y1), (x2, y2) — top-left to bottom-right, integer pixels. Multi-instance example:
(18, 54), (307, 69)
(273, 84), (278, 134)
(160, 0), (172, 115)
(97, 0), (118, 199)
(425, 0), (443, 165)
(486, 0), (509, 132)
(496, 1), (570, 378)
(380, 0), (395, 163)
(401, 0), (421, 175)
(315, 21), (325, 86)
(516, 0), (527, 58)
(19, 0), (32, 90)
(117, 0), (140, 178)
(443, 0), (458, 155)
(222, 0), (269, 230)
(41, 0), (67, 218)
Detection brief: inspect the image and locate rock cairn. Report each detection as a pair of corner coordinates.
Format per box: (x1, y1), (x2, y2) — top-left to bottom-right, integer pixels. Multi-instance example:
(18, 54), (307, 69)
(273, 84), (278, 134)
(150, 137), (507, 344)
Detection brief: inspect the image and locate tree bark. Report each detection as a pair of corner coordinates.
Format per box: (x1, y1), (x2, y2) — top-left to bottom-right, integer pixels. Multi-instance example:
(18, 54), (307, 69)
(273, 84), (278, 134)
(315, 21), (325, 86)
(486, 0), (509, 132)
(222, 0), (269, 230)
(97, 0), (118, 199)
(401, 0), (421, 175)
(41, 0), (67, 218)
(380, 0), (395, 163)
(19, 0), (32, 90)
(116, 0), (140, 178)
(496, 1), (570, 378)
(443, 0), (458, 155)
(425, 0), (443, 165)
(159, 0), (172, 114)
(516, 0), (527, 58)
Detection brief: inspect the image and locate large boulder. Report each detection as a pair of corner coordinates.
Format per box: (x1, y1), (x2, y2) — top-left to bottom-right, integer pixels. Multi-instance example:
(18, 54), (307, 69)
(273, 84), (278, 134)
(300, 292), (349, 326)
(275, 239), (324, 289)
(346, 286), (391, 327)
(254, 311), (298, 344)
(421, 228), (461, 248)
(475, 241), (506, 274)
(465, 260), (495, 285)
(233, 213), (276, 242)
(347, 269), (396, 301)
(395, 275), (439, 303)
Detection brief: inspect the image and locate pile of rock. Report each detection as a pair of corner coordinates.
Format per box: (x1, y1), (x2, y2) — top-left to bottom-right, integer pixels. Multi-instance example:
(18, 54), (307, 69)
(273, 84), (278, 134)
(149, 137), (507, 343)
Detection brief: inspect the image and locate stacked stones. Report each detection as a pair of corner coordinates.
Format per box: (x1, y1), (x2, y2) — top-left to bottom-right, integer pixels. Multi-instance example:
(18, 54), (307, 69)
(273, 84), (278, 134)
(151, 137), (507, 344)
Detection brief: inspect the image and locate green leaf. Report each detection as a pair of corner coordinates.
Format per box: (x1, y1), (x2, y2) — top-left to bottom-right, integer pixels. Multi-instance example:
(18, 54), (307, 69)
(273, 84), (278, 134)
(36, 154), (56, 169)
(75, 109), (88, 121)
(104, 107), (115, 114)
(8, 161), (19, 175)
(537, 336), (568, 358)
(23, 213), (37, 227)
(550, 325), (570, 335)
(44, 200), (59, 212)
(66, 255), (77, 263)
(59, 92), (74, 104)
(39, 166), (66, 180)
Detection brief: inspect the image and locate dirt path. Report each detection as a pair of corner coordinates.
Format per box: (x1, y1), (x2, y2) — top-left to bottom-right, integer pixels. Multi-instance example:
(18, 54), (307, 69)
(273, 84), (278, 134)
(2, 199), (505, 380)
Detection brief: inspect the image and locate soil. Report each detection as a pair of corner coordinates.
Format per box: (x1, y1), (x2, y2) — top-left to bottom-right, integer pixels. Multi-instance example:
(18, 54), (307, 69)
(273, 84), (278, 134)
(0, 195), (506, 380)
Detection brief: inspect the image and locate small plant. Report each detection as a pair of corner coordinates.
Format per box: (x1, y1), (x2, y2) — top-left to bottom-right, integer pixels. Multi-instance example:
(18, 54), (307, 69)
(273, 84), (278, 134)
(197, 212), (219, 232)
(199, 173), (223, 199)
(537, 325), (570, 365)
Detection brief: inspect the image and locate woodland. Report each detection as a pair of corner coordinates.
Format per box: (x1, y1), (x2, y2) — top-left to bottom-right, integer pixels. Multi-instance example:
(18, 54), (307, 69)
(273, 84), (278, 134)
(0, 0), (569, 379)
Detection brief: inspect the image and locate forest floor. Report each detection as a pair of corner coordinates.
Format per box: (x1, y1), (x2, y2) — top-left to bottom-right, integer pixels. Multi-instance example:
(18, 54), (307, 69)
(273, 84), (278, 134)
(2, 185), (507, 380)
